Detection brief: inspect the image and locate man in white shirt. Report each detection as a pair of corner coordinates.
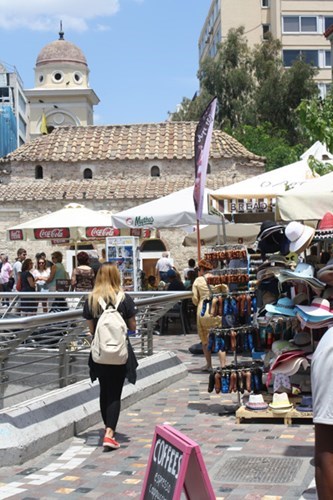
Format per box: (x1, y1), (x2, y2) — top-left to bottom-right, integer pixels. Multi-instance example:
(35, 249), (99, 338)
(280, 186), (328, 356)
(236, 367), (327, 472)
(12, 248), (27, 291)
(155, 252), (172, 282)
(311, 326), (333, 498)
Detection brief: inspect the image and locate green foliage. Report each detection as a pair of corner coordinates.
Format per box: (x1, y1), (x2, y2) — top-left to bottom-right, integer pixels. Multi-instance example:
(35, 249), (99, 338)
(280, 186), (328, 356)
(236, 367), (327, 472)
(297, 92), (333, 153)
(170, 27), (319, 168)
(232, 123), (304, 170)
(307, 156), (333, 175)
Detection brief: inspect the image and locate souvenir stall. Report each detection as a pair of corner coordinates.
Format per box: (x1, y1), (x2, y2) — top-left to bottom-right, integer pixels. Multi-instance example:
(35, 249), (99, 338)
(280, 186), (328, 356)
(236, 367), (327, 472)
(203, 214), (333, 424)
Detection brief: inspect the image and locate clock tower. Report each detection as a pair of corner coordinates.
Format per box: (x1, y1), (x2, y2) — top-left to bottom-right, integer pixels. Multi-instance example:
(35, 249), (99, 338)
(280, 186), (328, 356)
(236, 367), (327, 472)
(25, 24), (99, 139)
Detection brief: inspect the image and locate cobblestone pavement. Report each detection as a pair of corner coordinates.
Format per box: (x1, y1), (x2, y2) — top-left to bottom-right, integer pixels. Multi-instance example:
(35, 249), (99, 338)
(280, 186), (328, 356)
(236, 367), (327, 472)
(0, 328), (316, 499)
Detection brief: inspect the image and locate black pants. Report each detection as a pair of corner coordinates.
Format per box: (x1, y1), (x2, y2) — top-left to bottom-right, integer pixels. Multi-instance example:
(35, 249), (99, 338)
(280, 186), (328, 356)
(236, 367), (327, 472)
(98, 364), (126, 431)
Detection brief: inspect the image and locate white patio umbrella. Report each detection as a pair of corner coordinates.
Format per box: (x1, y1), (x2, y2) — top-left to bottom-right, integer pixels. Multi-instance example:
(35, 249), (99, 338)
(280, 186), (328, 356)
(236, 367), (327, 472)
(7, 203), (115, 244)
(111, 187), (222, 229)
(276, 172), (333, 221)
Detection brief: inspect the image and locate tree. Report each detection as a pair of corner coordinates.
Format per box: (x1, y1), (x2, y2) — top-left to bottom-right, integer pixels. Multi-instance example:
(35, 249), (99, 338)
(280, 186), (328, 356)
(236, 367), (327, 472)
(297, 91), (333, 153)
(198, 27), (255, 129)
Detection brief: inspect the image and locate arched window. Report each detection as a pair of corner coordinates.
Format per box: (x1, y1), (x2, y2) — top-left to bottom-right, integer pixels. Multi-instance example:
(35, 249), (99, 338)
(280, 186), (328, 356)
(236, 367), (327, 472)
(151, 165), (160, 177)
(207, 162), (211, 174)
(83, 168), (93, 179)
(35, 165), (43, 179)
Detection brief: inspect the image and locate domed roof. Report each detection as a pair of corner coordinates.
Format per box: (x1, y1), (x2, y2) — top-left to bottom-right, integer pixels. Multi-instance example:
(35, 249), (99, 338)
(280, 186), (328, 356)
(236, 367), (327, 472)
(36, 32), (87, 67)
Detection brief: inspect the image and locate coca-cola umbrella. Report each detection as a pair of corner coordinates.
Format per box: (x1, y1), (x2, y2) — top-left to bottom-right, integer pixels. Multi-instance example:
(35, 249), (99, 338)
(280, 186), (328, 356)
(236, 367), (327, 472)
(7, 203), (118, 249)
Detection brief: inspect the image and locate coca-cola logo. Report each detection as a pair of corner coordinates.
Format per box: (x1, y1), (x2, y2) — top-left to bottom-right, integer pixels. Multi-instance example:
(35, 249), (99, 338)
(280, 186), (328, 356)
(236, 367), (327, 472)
(130, 228), (142, 237)
(86, 227), (120, 238)
(142, 229), (151, 238)
(9, 229), (23, 240)
(34, 228), (70, 239)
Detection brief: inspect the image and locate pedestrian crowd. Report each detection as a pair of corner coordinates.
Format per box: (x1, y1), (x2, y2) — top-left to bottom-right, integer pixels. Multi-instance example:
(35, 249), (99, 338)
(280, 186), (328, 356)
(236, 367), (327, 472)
(0, 248), (99, 314)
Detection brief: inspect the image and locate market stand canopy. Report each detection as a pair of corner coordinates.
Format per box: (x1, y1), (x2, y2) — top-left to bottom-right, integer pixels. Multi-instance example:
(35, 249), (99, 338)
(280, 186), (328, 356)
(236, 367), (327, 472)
(111, 187), (222, 229)
(208, 142), (330, 223)
(7, 203), (116, 242)
(182, 222), (260, 247)
(276, 171), (333, 222)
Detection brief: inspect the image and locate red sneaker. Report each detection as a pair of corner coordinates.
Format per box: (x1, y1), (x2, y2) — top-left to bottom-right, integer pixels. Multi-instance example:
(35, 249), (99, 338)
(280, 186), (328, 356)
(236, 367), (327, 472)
(103, 436), (120, 449)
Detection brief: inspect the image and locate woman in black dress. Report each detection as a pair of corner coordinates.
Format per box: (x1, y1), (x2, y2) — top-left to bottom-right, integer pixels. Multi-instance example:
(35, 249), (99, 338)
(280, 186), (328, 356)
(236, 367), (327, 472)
(83, 263), (137, 450)
(20, 258), (37, 315)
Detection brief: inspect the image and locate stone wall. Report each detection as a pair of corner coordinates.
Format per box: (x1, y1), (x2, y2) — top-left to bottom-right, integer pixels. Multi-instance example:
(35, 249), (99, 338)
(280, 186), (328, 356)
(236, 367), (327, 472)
(10, 157), (263, 183)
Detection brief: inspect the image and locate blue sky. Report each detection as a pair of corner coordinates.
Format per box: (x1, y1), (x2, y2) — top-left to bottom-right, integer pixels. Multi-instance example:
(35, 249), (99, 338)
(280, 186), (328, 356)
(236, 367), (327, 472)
(0, 0), (211, 125)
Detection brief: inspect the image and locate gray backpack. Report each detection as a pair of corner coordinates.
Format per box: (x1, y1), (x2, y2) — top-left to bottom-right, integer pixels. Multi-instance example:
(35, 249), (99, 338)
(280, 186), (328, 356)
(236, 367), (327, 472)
(91, 295), (128, 365)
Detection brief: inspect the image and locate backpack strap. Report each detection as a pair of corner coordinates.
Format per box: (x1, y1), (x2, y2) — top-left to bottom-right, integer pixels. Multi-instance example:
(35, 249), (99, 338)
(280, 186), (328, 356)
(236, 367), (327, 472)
(98, 294), (123, 312)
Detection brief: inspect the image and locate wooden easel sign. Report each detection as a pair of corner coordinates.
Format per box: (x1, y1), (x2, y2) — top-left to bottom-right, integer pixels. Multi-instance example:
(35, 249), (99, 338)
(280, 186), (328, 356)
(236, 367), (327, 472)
(140, 424), (215, 500)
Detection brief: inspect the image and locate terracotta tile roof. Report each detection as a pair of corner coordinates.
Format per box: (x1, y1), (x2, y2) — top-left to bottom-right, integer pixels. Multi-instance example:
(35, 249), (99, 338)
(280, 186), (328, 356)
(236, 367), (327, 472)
(1, 122), (264, 163)
(0, 176), (250, 202)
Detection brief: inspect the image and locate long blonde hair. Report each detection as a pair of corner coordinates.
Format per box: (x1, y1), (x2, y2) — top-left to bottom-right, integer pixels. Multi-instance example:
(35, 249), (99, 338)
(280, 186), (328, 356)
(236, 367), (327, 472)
(88, 263), (125, 316)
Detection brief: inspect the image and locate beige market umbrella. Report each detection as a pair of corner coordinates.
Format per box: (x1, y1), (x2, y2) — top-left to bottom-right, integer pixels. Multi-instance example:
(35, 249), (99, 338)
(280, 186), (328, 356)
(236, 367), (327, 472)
(276, 172), (333, 222)
(183, 223), (260, 247)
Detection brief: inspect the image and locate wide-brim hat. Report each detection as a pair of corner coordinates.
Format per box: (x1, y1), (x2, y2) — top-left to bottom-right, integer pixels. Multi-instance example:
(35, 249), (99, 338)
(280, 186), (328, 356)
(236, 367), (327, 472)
(296, 395), (313, 412)
(285, 222), (315, 254)
(271, 340), (298, 356)
(317, 259), (333, 286)
(296, 297), (333, 318)
(279, 263), (325, 292)
(272, 356), (309, 376)
(257, 221), (289, 255)
(246, 394), (268, 411)
(289, 331), (312, 352)
(265, 297), (296, 317)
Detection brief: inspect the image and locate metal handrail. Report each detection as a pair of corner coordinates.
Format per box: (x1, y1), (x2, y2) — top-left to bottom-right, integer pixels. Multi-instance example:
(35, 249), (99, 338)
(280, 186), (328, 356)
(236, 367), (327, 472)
(0, 290), (192, 409)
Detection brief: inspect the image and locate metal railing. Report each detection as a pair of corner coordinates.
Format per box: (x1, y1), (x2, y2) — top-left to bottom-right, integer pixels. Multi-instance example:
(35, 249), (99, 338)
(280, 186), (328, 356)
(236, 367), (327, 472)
(0, 291), (192, 409)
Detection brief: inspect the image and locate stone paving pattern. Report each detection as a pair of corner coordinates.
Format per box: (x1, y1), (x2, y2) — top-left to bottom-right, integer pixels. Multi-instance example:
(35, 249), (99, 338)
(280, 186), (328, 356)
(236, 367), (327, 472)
(0, 330), (316, 499)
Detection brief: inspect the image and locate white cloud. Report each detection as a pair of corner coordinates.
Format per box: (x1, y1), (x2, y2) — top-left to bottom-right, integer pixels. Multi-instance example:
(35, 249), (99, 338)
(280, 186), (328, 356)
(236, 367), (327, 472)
(0, 0), (120, 31)
(96, 24), (111, 32)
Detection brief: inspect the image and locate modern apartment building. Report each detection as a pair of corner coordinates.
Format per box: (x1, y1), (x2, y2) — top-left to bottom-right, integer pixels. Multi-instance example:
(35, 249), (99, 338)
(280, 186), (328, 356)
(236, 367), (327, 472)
(199, 0), (333, 97)
(0, 62), (29, 156)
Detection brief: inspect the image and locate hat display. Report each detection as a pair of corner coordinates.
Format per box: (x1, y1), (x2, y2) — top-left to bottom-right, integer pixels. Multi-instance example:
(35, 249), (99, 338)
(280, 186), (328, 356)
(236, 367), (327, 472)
(296, 297), (333, 318)
(257, 221), (289, 255)
(269, 392), (293, 413)
(285, 222), (315, 254)
(245, 394), (268, 411)
(265, 297), (296, 317)
(296, 395), (313, 412)
(317, 258), (333, 286)
(279, 263), (325, 292)
(198, 259), (213, 271)
(317, 212), (333, 230)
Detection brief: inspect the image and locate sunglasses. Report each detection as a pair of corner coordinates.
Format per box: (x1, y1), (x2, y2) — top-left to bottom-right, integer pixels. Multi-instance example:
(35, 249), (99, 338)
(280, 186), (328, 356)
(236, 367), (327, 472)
(38, 261), (45, 264)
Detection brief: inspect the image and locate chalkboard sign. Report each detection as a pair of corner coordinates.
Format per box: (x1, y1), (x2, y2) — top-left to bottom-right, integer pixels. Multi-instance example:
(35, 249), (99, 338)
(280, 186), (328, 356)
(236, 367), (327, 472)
(140, 424), (215, 500)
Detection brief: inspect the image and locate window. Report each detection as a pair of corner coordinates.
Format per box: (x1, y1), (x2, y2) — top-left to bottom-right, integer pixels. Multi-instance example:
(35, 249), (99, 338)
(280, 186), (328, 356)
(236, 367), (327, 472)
(35, 165), (43, 180)
(283, 50), (318, 67)
(83, 168), (93, 179)
(261, 0), (269, 7)
(262, 24), (270, 40)
(52, 71), (64, 83)
(325, 51), (332, 68)
(283, 16), (317, 33)
(325, 17), (333, 31)
(150, 166), (160, 177)
(73, 72), (83, 84)
(207, 163), (211, 174)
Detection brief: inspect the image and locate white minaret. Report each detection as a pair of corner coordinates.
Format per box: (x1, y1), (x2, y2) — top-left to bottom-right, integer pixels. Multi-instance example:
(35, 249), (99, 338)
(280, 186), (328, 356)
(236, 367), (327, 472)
(25, 23), (99, 139)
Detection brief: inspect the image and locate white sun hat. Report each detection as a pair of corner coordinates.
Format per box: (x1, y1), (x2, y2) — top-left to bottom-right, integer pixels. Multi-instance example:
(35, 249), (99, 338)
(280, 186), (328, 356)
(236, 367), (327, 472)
(285, 221), (315, 254)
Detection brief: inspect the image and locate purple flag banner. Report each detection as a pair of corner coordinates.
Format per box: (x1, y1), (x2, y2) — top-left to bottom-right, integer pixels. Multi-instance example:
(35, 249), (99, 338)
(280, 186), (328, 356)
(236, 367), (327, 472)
(193, 97), (217, 221)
